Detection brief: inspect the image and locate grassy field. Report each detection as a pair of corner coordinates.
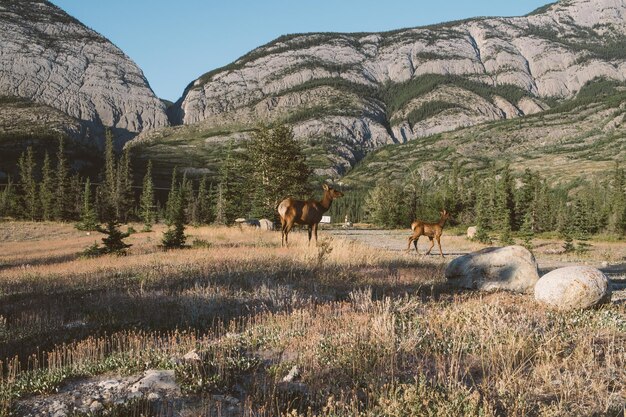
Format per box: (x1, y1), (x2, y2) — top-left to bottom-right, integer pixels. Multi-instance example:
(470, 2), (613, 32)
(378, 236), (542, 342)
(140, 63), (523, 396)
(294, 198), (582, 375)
(0, 222), (624, 416)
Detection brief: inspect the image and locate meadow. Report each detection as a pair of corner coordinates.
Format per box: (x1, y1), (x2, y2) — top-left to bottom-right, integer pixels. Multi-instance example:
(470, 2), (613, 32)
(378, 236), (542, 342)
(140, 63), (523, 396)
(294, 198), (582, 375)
(0, 222), (624, 416)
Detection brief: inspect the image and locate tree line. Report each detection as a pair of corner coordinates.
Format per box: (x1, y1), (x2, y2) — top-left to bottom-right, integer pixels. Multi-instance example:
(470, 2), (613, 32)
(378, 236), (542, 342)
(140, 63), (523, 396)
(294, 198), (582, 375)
(0, 125), (313, 235)
(2, 126), (625, 246)
(361, 161), (626, 242)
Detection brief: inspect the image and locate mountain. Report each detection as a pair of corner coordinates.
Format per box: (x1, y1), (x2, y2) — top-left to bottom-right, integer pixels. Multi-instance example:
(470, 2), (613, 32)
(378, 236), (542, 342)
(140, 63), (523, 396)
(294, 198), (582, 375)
(131, 0), (626, 181)
(0, 0), (169, 146)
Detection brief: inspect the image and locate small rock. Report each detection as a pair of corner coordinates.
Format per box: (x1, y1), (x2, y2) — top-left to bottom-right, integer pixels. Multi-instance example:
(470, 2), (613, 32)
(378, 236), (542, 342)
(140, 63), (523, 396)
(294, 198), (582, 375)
(89, 400), (104, 413)
(601, 261), (609, 268)
(147, 392), (161, 401)
(183, 349), (201, 362)
(466, 226), (477, 240)
(130, 369), (180, 394)
(535, 266), (612, 310)
(282, 365), (300, 383)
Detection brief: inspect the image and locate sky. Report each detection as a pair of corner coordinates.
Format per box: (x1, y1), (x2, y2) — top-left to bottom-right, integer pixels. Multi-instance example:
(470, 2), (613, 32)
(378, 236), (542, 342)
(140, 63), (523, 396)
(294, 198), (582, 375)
(48, 0), (551, 102)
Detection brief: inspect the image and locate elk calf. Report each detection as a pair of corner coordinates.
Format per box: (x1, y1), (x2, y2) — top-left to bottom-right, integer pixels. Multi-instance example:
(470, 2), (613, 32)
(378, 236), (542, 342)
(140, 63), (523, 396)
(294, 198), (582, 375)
(407, 209), (450, 257)
(277, 184), (344, 247)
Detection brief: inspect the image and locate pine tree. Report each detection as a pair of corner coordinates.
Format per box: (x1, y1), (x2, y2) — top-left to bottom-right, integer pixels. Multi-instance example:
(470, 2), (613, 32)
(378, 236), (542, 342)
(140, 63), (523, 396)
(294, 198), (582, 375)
(69, 173), (83, 221)
(214, 183), (227, 225)
(165, 167), (178, 224)
(116, 148), (134, 223)
(139, 161), (156, 232)
(40, 151), (54, 221)
(197, 175), (214, 225)
(0, 177), (18, 218)
(76, 178), (99, 231)
(54, 136), (70, 221)
(100, 129), (118, 222)
(95, 220), (132, 255)
(246, 125), (312, 220)
(17, 147), (38, 220)
(162, 182), (187, 249)
(474, 180), (492, 244)
(607, 162), (626, 235)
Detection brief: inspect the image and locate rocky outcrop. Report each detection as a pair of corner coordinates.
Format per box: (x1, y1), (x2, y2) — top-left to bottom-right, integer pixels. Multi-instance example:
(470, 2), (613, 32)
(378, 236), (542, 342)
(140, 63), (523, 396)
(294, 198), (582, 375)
(0, 1), (169, 142)
(445, 246), (540, 293)
(534, 266), (612, 310)
(154, 0), (626, 176)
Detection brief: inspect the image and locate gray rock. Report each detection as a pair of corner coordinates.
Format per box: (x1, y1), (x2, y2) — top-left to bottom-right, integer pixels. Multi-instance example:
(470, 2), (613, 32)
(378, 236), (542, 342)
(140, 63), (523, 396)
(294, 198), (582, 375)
(534, 266), (612, 310)
(445, 246), (539, 293)
(130, 370), (180, 394)
(259, 219), (275, 231)
(89, 401), (104, 413)
(466, 226), (477, 240)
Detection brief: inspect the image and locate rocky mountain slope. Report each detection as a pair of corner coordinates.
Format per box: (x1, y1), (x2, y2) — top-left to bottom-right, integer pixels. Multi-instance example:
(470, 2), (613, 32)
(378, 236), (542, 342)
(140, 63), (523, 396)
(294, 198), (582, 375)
(134, 0), (626, 180)
(0, 0), (169, 144)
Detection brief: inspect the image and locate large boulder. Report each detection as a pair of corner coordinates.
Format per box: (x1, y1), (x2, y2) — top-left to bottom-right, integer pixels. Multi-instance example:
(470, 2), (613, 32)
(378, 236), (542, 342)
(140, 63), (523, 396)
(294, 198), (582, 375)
(259, 219), (275, 231)
(467, 226), (477, 239)
(445, 246), (539, 293)
(534, 266), (612, 310)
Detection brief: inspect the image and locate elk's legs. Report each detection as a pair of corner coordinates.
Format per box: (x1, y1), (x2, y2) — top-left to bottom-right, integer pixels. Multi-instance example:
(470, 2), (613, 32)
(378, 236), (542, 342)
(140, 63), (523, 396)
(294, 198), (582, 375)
(437, 236), (444, 258)
(425, 237), (435, 255)
(407, 235), (420, 254)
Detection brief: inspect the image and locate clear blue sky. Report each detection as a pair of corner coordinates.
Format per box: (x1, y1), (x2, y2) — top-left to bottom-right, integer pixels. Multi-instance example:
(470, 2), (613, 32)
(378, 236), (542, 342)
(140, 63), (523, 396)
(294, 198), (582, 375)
(48, 0), (551, 102)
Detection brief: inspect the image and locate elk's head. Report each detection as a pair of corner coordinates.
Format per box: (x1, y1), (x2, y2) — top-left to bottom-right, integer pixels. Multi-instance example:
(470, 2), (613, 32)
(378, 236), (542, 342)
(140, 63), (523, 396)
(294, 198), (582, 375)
(323, 183), (344, 200)
(440, 209), (451, 220)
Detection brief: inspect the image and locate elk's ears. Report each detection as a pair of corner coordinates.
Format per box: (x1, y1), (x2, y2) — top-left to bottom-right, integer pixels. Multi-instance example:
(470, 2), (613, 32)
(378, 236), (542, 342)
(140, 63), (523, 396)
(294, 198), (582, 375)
(322, 183), (330, 191)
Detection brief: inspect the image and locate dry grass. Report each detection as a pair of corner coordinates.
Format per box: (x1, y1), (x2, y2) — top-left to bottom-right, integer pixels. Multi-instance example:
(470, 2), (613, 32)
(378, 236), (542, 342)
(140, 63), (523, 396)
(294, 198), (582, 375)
(0, 222), (624, 416)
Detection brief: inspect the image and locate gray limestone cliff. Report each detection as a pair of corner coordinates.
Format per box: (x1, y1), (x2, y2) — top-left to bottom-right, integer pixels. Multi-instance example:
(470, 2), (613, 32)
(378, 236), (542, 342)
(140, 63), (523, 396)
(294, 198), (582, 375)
(0, 0), (169, 142)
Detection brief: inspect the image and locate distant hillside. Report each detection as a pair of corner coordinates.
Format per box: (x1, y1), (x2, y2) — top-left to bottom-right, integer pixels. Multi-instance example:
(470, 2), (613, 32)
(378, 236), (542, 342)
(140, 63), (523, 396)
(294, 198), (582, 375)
(131, 0), (626, 181)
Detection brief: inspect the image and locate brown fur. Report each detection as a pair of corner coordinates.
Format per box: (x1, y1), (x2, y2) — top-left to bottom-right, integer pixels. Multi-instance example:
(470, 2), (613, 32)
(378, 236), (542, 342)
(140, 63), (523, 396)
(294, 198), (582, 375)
(407, 209), (450, 257)
(277, 184), (344, 247)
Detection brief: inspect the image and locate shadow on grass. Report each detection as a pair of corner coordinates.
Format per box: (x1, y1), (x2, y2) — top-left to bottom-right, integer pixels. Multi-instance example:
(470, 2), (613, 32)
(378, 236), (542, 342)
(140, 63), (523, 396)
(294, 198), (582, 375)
(0, 260), (454, 363)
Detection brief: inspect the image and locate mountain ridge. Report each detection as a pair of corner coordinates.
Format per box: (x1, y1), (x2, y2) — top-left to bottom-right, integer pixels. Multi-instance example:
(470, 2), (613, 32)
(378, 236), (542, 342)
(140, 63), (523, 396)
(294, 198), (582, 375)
(134, 0), (626, 181)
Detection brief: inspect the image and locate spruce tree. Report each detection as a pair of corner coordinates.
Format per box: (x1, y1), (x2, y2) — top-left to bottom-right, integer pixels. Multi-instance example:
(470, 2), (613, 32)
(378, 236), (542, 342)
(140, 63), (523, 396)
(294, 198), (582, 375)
(101, 129), (118, 221)
(40, 151), (54, 221)
(116, 148), (134, 223)
(165, 167), (178, 224)
(54, 136), (70, 221)
(139, 161), (156, 231)
(197, 175), (214, 225)
(17, 147), (38, 220)
(246, 125), (312, 219)
(0, 177), (18, 218)
(214, 183), (227, 225)
(76, 178), (99, 231)
(162, 182), (187, 248)
(95, 220), (132, 255)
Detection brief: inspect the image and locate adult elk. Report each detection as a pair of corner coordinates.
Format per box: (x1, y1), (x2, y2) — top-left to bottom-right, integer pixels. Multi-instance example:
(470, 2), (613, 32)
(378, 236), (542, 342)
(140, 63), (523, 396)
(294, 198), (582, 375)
(278, 184), (344, 247)
(407, 209), (450, 257)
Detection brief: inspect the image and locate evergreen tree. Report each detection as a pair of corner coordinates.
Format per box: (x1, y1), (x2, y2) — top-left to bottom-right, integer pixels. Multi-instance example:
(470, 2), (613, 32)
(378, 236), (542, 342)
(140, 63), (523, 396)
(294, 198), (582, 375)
(245, 125), (312, 220)
(69, 173), (83, 220)
(162, 182), (187, 248)
(364, 180), (409, 228)
(165, 167), (178, 224)
(116, 148), (134, 223)
(196, 175), (214, 225)
(99, 129), (118, 222)
(95, 220), (132, 255)
(40, 151), (54, 221)
(139, 161), (156, 231)
(0, 178), (18, 218)
(76, 178), (99, 231)
(607, 162), (626, 235)
(54, 136), (70, 221)
(17, 147), (38, 220)
(214, 183), (227, 225)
